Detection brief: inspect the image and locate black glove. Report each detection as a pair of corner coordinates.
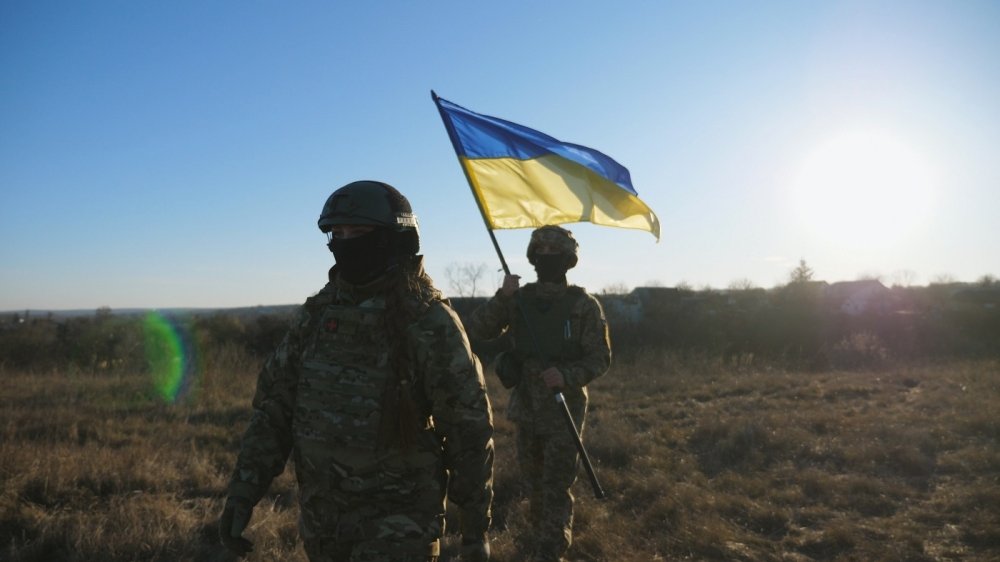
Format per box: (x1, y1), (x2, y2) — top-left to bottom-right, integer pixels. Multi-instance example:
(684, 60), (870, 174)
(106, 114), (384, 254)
(460, 533), (490, 562)
(219, 497), (254, 557)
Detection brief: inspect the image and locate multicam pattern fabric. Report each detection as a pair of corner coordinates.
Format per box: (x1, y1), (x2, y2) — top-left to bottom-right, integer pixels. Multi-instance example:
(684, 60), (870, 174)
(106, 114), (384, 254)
(467, 282), (610, 425)
(516, 421), (579, 559)
(526, 225), (578, 264)
(227, 259), (494, 562)
(465, 280), (610, 559)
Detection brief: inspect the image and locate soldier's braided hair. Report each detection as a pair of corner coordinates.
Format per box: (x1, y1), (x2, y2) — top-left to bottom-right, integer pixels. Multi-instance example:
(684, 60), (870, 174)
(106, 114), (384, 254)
(377, 255), (441, 449)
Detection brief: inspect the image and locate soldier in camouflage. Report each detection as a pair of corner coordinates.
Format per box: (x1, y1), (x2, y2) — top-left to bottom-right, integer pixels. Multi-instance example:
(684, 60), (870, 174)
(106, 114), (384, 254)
(465, 226), (611, 562)
(219, 181), (494, 562)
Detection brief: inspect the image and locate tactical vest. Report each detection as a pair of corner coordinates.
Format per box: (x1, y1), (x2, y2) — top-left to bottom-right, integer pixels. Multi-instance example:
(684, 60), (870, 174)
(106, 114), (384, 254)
(294, 296), (395, 453)
(512, 285), (585, 363)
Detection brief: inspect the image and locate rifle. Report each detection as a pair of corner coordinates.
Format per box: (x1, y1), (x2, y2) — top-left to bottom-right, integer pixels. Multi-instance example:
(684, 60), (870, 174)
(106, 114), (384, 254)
(511, 288), (606, 499)
(555, 382), (606, 499)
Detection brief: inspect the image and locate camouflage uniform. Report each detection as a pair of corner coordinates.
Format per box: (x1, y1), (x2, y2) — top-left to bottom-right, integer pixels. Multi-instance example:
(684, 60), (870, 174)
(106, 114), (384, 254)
(466, 240), (610, 561)
(227, 259), (494, 562)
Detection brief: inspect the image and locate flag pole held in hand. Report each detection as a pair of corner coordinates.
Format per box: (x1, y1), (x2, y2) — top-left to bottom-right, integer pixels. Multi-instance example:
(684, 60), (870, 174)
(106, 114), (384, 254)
(433, 90), (629, 499)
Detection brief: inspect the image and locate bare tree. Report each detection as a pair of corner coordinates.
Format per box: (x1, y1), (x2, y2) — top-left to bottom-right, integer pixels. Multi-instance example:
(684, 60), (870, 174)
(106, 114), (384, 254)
(728, 278), (757, 291)
(890, 269), (918, 288)
(931, 273), (956, 285)
(445, 262), (490, 298)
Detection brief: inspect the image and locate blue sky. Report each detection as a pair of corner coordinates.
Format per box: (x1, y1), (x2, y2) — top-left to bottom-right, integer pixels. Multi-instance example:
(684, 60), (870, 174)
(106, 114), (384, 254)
(2, 1), (998, 310)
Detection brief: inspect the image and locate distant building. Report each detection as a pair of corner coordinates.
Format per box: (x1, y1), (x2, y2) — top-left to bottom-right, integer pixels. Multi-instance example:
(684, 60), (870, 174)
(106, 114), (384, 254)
(824, 280), (891, 316)
(952, 286), (1000, 310)
(600, 287), (683, 324)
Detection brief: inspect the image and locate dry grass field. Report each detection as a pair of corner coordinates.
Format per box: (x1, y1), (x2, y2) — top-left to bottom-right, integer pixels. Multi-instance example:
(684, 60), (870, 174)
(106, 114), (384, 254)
(2, 349), (998, 561)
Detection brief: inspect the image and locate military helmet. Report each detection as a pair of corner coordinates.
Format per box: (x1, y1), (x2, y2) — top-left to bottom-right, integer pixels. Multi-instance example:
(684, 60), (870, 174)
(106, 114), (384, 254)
(527, 225), (578, 268)
(318, 180), (419, 233)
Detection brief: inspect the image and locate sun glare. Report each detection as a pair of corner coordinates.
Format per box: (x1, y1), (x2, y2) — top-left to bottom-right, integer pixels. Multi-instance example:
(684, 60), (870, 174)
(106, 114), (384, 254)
(790, 130), (935, 249)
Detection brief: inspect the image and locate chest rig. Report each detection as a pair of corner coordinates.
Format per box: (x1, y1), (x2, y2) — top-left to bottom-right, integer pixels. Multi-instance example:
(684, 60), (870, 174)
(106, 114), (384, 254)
(294, 295), (393, 452)
(512, 284), (585, 363)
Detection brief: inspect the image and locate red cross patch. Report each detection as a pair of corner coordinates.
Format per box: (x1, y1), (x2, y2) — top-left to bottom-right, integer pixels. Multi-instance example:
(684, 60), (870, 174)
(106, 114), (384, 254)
(324, 318), (339, 332)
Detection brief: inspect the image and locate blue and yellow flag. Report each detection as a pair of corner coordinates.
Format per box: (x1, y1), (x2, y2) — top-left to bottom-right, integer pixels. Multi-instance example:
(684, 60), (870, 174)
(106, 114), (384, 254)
(433, 94), (660, 240)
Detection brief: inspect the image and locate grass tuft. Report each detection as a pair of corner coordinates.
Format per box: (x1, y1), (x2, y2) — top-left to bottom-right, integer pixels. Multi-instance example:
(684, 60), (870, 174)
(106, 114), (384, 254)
(2, 353), (1000, 560)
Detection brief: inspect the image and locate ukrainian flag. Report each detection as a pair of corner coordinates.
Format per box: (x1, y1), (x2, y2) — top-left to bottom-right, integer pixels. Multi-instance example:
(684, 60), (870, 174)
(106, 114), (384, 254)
(433, 93), (660, 240)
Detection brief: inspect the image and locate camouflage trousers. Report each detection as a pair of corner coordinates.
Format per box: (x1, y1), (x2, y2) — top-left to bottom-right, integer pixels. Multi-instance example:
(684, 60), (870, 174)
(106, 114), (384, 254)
(299, 499), (443, 562)
(516, 419), (582, 560)
(296, 451), (447, 562)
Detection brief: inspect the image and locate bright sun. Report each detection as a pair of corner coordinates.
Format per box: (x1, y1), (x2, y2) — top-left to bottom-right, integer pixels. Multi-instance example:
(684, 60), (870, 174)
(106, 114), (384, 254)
(790, 130), (935, 249)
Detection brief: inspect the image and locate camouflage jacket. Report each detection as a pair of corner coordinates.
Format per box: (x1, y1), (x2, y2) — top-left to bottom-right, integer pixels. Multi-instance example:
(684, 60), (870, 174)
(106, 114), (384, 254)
(227, 259), (494, 538)
(465, 281), (611, 424)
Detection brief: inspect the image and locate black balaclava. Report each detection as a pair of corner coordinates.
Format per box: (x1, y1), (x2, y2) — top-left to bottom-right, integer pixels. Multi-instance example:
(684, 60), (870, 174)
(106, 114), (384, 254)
(534, 254), (570, 284)
(328, 228), (395, 284)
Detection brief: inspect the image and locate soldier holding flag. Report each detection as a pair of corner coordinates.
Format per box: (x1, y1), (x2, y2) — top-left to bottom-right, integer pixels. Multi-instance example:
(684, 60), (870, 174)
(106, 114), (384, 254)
(433, 92), (656, 561)
(466, 225), (611, 562)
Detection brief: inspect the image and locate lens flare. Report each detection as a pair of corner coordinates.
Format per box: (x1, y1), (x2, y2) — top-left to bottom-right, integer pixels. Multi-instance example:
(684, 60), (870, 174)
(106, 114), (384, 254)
(143, 311), (198, 403)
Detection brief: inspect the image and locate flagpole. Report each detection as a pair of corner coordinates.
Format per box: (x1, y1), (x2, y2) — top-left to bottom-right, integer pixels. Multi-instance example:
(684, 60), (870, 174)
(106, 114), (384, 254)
(431, 90), (606, 500)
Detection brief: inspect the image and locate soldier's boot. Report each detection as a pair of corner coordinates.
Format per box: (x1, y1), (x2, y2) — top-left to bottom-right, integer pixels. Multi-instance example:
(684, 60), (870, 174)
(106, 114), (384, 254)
(535, 518), (573, 562)
(533, 552), (565, 562)
(535, 525), (572, 562)
(534, 540), (568, 562)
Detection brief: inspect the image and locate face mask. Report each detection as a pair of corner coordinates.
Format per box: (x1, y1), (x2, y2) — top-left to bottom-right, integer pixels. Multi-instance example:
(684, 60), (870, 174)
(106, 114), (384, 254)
(533, 254), (569, 283)
(329, 229), (393, 283)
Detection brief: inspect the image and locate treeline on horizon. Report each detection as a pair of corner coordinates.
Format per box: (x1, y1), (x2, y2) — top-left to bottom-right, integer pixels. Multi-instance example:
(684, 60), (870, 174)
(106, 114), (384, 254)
(2, 277), (998, 375)
(604, 280), (1000, 368)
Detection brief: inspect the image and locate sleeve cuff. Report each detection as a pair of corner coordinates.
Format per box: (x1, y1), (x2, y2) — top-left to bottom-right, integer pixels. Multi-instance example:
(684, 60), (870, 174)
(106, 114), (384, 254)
(559, 366), (582, 389)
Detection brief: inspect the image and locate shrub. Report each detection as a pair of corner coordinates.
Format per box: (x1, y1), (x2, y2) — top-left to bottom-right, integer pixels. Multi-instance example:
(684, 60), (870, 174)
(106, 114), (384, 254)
(827, 331), (888, 370)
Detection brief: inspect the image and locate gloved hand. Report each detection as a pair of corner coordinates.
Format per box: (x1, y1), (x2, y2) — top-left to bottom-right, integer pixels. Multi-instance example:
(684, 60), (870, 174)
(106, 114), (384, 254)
(460, 534), (490, 562)
(219, 496), (254, 558)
